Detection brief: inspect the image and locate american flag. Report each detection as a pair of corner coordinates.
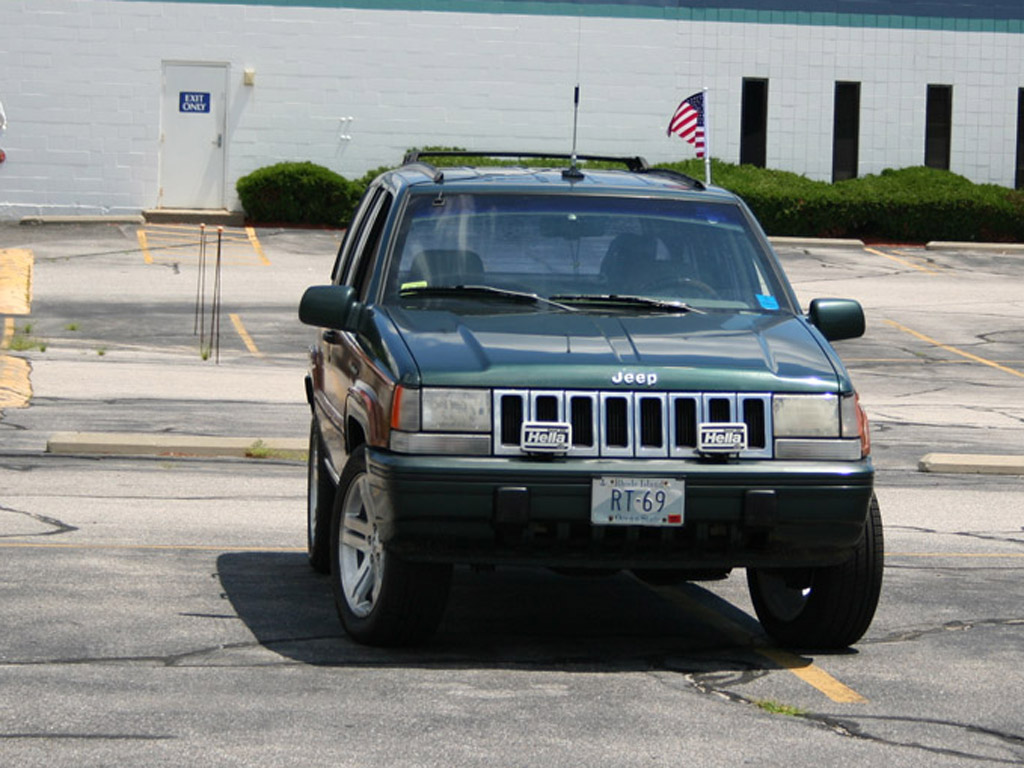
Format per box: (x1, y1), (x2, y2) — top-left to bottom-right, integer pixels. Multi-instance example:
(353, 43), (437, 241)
(667, 91), (706, 158)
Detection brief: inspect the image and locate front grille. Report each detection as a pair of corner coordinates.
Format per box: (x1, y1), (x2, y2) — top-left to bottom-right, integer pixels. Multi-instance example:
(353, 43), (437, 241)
(493, 389), (773, 458)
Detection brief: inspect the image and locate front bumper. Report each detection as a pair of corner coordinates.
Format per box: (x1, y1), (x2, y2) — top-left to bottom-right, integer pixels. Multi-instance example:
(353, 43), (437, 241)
(365, 448), (875, 570)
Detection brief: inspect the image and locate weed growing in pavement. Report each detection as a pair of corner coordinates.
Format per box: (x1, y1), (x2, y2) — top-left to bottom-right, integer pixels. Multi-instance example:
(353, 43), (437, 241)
(754, 699), (807, 717)
(10, 323), (46, 352)
(244, 439), (307, 461)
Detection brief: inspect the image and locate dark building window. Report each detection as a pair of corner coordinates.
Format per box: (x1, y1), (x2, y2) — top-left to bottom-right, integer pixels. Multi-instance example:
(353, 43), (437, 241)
(740, 78), (768, 168)
(832, 81), (860, 182)
(925, 84), (952, 171)
(1016, 89), (1024, 189)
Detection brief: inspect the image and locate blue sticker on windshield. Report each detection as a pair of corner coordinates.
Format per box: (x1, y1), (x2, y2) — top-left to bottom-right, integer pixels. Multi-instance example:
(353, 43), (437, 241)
(756, 294), (780, 310)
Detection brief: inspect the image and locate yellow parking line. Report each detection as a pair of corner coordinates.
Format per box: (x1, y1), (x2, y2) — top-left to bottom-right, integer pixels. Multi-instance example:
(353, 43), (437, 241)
(652, 584), (867, 703)
(229, 313), (264, 357)
(891, 248), (947, 270)
(137, 228), (153, 265)
(140, 225), (264, 266)
(865, 246), (939, 275)
(757, 647), (867, 703)
(246, 227), (271, 266)
(1, 317), (13, 349)
(884, 319), (1024, 380)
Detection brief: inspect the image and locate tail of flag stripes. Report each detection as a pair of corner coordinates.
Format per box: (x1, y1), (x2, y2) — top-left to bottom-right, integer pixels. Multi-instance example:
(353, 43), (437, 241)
(667, 91), (706, 159)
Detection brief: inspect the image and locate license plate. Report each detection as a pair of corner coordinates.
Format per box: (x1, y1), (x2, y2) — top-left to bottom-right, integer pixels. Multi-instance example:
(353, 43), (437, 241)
(591, 476), (685, 526)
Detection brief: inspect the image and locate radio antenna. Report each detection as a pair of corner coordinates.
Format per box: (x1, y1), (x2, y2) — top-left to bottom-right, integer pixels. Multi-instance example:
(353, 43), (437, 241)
(563, 85), (584, 180)
(563, 17), (585, 180)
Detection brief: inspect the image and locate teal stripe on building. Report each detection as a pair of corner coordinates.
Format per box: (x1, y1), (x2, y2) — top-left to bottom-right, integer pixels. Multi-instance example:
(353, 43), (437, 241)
(114, 0), (1024, 32)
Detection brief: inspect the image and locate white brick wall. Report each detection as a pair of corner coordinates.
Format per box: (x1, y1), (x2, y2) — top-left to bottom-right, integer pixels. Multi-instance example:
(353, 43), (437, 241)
(0, 0), (1022, 218)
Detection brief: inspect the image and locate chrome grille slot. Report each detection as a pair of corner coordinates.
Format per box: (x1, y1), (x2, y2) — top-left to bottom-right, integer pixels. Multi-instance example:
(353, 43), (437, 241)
(497, 391), (525, 449)
(568, 393), (597, 452)
(534, 393), (560, 422)
(738, 393), (772, 457)
(601, 393), (632, 456)
(493, 389), (774, 458)
(707, 396), (733, 422)
(743, 398), (766, 449)
(671, 395), (699, 450)
(636, 394), (668, 457)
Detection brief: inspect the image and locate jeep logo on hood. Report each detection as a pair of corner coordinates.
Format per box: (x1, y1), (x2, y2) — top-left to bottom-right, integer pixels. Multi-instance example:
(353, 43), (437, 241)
(611, 370), (658, 387)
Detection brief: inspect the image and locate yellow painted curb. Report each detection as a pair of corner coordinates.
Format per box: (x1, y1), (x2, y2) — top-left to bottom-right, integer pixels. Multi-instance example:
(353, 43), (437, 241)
(0, 248), (33, 315)
(0, 354), (32, 409)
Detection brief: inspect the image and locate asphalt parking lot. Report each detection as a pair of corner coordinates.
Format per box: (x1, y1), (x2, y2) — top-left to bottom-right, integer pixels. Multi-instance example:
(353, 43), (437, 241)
(1, 222), (1023, 766)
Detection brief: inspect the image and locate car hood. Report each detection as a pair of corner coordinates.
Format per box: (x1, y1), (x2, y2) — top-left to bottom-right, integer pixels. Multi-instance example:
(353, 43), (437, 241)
(384, 308), (846, 392)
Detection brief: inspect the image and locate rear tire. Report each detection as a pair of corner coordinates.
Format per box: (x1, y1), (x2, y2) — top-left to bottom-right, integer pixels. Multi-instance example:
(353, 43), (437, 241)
(306, 421), (334, 574)
(747, 493), (883, 649)
(330, 446), (452, 646)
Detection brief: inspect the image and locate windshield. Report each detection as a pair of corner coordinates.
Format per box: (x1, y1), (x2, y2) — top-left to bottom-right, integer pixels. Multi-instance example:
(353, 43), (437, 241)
(383, 192), (794, 313)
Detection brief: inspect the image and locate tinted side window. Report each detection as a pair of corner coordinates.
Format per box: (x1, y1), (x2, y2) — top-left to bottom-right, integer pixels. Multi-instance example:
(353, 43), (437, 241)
(332, 187), (383, 284)
(344, 191), (394, 301)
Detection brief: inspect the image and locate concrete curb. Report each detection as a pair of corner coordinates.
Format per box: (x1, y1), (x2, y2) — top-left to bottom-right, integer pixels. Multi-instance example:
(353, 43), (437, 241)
(20, 215), (146, 226)
(17, 210), (246, 227)
(143, 208), (246, 226)
(919, 452), (1024, 476)
(46, 432), (306, 459)
(769, 236), (865, 249)
(925, 241), (1024, 253)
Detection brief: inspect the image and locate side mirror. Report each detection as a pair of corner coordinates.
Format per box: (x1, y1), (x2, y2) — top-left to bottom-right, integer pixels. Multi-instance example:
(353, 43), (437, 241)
(808, 298), (865, 342)
(298, 284), (369, 334)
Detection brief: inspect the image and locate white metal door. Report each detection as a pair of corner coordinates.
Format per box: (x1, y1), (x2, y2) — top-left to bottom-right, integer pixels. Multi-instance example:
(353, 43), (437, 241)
(159, 62), (227, 209)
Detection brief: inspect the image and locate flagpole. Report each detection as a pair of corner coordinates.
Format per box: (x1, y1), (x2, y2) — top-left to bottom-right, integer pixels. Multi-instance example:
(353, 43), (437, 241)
(702, 87), (712, 186)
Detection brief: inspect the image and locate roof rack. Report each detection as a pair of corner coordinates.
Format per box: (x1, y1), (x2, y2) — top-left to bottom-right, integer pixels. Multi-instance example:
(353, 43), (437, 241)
(400, 161), (445, 183)
(402, 150), (650, 173)
(399, 150), (705, 189)
(644, 167), (705, 190)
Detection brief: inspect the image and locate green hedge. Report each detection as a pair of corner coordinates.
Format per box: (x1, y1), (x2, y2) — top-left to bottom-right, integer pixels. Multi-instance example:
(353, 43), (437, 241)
(235, 161), (361, 226)
(237, 154), (1024, 242)
(664, 160), (1024, 242)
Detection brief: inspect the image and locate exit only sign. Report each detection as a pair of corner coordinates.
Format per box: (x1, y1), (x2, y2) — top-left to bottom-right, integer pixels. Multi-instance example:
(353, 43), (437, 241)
(179, 92), (210, 113)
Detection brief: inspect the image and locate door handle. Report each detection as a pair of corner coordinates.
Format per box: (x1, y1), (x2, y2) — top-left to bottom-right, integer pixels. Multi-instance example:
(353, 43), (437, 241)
(214, 133), (223, 148)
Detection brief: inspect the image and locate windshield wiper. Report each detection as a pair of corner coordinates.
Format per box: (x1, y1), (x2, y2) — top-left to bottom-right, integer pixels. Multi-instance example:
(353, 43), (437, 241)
(549, 293), (705, 314)
(399, 284), (578, 312)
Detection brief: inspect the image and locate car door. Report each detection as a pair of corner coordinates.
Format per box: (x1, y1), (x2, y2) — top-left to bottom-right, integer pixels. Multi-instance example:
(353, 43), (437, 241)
(319, 187), (394, 464)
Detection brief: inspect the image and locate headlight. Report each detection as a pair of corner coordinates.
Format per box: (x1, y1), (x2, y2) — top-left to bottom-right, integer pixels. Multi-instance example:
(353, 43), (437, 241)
(389, 387), (492, 455)
(772, 394), (840, 437)
(391, 386), (492, 433)
(421, 388), (491, 432)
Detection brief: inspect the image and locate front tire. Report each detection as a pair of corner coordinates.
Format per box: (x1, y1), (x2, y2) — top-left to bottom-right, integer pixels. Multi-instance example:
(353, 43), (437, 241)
(330, 446), (452, 646)
(303, 421), (335, 577)
(306, 421), (335, 574)
(747, 493), (883, 649)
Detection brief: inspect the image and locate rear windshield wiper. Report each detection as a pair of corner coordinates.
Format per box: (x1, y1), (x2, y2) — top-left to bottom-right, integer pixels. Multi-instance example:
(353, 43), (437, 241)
(549, 293), (705, 314)
(399, 284), (578, 312)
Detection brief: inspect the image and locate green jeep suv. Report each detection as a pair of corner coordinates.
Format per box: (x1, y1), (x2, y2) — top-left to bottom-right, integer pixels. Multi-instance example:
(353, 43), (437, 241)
(299, 151), (881, 649)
